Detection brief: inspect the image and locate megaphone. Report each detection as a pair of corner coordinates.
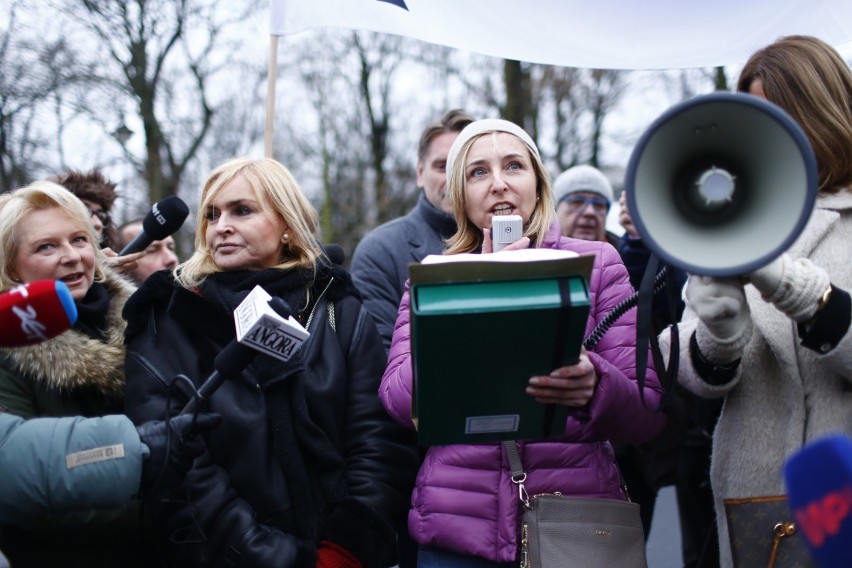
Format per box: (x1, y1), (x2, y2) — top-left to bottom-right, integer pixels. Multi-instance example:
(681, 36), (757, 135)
(625, 92), (818, 277)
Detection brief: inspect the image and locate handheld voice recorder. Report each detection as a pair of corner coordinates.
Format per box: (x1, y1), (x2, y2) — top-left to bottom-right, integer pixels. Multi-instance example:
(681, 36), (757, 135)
(491, 215), (523, 252)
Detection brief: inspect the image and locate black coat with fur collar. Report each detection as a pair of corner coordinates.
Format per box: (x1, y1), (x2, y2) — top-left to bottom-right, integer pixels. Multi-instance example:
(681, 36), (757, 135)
(122, 265), (418, 568)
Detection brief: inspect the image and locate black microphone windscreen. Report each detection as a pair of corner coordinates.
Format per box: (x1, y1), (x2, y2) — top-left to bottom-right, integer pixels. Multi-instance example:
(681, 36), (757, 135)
(142, 196), (190, 240)
(214, 339), (258, 377)
(268, 297), (294, 319)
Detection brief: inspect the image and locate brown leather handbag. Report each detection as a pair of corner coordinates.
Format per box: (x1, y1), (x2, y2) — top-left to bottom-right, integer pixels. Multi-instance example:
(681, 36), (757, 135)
(723, 495), (815, 568)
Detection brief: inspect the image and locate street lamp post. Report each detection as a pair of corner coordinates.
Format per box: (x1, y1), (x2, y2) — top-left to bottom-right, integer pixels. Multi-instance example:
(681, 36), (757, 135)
(111, 122), (134, 224)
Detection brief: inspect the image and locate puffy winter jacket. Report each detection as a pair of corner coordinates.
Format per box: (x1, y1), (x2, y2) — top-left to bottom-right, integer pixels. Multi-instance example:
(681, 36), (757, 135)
(380, 222), (665, 563)
(0, 412), (145, 524)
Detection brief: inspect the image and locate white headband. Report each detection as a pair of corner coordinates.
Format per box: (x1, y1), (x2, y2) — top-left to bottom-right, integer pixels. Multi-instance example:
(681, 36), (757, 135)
(445, 119), (541, 178)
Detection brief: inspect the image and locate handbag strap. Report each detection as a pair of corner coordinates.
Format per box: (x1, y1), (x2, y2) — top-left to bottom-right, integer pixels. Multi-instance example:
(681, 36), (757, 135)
(502, 440), (633, 504)
(503, 440), (530, 507)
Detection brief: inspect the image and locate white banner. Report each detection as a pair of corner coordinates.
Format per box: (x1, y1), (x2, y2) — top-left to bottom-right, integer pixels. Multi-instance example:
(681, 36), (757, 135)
(270, 0), (852, 70)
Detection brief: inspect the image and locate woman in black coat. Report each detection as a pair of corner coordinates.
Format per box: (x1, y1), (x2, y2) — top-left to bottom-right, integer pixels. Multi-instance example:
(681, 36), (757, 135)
(123, 157), (419, 568)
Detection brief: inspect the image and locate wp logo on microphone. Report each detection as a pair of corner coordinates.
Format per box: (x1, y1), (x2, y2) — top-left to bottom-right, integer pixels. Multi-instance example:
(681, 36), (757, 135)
(794, 485), (852, 548)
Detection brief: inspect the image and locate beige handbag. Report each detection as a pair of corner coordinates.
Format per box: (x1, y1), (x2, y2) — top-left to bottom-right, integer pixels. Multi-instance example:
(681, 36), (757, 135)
(504, 441), (647, 568)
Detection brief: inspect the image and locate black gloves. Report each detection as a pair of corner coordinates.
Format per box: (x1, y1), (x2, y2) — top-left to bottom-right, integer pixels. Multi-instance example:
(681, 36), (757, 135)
(136, 412), (222, 497)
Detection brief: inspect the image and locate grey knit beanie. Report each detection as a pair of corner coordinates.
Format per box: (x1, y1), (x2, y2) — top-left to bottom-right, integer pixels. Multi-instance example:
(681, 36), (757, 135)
(553, 164), (614, 203)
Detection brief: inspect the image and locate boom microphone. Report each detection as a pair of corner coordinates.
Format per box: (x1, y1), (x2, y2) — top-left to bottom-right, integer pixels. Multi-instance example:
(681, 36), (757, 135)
(118, 196), (190, 256)
(784, 434), (852, 567)
(0, 280), (77, 347)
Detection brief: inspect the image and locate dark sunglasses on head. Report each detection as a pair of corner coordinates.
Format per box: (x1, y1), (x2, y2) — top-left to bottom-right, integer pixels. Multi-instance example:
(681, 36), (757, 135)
(559, 195), (610, 214)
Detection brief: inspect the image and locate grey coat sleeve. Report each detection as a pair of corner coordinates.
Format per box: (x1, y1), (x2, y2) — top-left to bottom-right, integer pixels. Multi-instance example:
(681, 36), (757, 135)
(350, 234), (406, 352)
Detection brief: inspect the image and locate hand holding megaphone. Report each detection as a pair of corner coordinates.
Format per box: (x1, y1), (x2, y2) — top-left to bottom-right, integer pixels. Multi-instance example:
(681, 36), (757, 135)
(686, 274), (753, 364)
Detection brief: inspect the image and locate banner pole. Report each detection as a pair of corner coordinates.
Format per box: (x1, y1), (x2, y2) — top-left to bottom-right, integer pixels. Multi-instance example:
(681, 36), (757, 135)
(265, 34), (279, 158)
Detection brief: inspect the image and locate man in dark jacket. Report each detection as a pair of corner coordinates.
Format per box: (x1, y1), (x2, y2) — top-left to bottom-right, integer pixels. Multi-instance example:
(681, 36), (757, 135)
(350, 109), (475, 350)
(618, 190), (721, 568)
(350, 110), (475, 568)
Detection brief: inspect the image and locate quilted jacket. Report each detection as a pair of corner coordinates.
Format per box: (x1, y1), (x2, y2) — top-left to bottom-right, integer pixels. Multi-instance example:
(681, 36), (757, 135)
(380, 222), (665, 563)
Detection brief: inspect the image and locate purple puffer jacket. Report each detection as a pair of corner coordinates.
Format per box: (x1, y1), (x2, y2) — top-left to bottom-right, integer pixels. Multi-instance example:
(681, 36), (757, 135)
(380, 223), (665, 563)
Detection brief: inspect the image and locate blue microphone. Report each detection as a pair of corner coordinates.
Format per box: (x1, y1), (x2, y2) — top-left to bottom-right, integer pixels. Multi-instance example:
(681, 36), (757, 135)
(784, 434), (852, 567)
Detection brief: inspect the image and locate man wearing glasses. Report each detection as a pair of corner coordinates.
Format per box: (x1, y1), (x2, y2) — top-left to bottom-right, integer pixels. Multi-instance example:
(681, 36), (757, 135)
(50, 169), (120, 249)
(553, 164), (620, 247)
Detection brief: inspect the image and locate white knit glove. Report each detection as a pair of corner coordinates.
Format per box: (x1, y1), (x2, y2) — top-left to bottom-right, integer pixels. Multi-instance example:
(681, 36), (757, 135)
(686, 275), (753, 363)
(748, 254), (830, 323)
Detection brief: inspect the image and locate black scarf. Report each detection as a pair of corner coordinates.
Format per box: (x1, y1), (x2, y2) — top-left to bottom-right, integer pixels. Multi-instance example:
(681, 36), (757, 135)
(74, 282), (110, 340)
(198, 262), (356, 318)
(198, 264), (353, 540)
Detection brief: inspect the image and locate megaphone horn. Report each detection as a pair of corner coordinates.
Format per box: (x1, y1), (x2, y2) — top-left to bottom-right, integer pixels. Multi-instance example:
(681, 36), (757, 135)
(625, 92), (818, 277)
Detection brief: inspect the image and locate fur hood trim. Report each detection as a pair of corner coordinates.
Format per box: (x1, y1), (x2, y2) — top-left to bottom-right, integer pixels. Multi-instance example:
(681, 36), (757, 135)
(0, 269), (135, 395)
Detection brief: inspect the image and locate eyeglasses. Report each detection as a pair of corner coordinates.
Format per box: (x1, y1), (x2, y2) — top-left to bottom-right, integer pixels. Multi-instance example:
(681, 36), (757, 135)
(86, 207), (111, 225)
(560, 195), (610, 215)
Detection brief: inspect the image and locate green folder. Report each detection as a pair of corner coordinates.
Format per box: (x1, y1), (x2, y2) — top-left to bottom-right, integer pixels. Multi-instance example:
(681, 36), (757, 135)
(409, 252), (593, 446)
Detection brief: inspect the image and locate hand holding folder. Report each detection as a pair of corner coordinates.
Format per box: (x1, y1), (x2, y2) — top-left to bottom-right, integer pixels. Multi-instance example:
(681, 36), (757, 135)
(408, 248), (594, 446)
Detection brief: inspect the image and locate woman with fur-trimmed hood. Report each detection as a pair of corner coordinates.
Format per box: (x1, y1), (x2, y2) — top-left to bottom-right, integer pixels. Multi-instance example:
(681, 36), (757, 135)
(0, 181), (160, 567)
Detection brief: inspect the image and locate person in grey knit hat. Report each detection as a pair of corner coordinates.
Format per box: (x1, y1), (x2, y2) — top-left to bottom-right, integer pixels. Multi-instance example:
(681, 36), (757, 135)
(553, 164), (619, 246)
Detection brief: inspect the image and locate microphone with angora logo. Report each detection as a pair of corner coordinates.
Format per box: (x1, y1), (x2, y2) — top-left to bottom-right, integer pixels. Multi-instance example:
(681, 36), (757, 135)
(118, 196), (190, 256)
(784, 434), (852, 567)
(180, 295), (298, 416)
(0, 280), (77, 347)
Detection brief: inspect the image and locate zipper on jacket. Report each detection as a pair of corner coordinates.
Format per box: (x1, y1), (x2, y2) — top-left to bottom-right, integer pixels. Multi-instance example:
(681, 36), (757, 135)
(305, 277), (334, 330)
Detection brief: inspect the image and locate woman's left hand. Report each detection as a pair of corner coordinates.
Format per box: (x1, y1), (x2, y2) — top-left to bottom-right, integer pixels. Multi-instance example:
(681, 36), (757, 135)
(527, 347), (598, 406)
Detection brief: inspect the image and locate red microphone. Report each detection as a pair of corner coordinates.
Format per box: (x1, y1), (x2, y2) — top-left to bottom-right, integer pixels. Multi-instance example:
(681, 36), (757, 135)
(0, 280), (78, 347)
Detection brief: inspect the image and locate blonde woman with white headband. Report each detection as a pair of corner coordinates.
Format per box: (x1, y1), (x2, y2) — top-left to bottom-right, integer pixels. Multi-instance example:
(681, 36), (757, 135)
(380, 119), (665, 567)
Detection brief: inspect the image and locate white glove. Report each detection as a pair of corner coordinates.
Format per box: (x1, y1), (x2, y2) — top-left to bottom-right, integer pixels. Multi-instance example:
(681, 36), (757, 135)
(686, 275), (753, 363)
(748, 254), (830, 323)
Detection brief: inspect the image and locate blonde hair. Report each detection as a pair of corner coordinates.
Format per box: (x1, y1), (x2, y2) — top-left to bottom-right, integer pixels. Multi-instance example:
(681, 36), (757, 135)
(737, 35), (852, 193)
(175, 157), (324, 289)
(0, 180), (107, 292)
(444, 131), (556, 254)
